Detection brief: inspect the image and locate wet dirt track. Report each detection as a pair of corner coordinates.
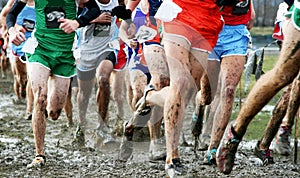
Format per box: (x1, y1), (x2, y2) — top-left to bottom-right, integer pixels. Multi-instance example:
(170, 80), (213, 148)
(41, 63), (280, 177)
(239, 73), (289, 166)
(1, 73), (300, 178)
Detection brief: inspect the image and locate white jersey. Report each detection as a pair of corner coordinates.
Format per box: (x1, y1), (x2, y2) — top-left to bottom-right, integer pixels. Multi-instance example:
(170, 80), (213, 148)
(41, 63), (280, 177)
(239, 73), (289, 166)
(79, 0), (119, 52)
(77, 0), (120, 71)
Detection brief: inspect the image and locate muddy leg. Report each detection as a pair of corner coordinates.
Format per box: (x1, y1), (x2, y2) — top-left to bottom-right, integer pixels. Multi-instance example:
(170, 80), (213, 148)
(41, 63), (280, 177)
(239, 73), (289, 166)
(143, 45), (170, 160)
(209, 56), (244, 149)
(63, 83), (73, 127)
(163, 38), (205, 165)
(26, 76), (34, 120)
(28, 63), (50, 156)
(111, 70), (127, 136)
(77, 77), (94, 128)
(285, 74), (300, 127)
(259, 85), (291, 149)
(47, 76), (70, 121)
(96, 60), (113, 127)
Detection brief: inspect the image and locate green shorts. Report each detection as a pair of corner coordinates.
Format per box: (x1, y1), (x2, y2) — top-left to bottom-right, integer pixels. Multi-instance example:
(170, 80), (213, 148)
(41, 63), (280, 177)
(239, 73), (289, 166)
(28, 45), (76, 78)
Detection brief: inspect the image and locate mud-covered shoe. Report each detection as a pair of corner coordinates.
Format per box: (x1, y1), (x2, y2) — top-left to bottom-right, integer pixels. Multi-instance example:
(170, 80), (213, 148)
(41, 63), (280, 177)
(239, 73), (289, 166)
(149, 138), (166, 161)
(216, 124), (242, 174)
(165, 158), (186, 178)
(73, 126), (85, 146)
(118, 136), (133, 161)
(135, 84), (156, 116)
(128, 110), (152, 129)
(254, 141), (274, 165)
(274, 125), (292, 156)
(204, 148), (217, 165)
(119, 122), (134, 161)
(27, 155), (46, 168)
(94, 125), (115, 148)
(113, 115), (124, 136)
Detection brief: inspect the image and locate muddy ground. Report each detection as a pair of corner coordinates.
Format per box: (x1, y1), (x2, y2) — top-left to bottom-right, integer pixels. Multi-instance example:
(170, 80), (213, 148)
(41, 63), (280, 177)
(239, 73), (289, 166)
(0, 71), (300, 178)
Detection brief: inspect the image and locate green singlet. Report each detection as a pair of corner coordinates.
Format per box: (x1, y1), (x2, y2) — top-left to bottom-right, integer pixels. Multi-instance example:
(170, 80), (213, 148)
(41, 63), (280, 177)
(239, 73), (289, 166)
(28, 0), (77, 77)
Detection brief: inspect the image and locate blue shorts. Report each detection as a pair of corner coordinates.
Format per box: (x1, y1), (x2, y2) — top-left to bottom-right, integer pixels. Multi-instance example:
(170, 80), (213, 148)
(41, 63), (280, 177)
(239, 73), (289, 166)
(208, 24), (250, 61)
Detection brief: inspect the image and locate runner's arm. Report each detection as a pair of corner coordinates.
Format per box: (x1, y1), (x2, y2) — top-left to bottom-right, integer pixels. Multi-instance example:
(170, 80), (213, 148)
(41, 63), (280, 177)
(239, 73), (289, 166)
(76, 0), (101, 27)
(6, 0), (27, 46)
(247, 0), (256, 30)
(6, 0), (27, 31)
(60, 0), (101, 34)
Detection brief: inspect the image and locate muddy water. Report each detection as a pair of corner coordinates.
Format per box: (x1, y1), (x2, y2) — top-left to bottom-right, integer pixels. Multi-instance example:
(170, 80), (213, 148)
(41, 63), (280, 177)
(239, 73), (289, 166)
(1, 72), (300, 177)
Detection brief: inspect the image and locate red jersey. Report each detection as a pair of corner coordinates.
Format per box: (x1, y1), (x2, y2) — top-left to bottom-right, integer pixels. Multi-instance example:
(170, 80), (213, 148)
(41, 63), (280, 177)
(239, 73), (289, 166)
(221, 1), (252, 25)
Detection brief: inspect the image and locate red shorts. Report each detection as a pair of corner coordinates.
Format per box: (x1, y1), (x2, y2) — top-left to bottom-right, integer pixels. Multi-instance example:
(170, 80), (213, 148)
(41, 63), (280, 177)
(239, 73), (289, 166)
(114, 43), (127, 71)
(163, 1), (223, 52)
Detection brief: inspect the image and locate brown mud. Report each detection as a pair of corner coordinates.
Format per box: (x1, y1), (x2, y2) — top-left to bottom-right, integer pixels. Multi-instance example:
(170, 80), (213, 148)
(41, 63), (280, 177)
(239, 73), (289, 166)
(0, 71), (300, 177)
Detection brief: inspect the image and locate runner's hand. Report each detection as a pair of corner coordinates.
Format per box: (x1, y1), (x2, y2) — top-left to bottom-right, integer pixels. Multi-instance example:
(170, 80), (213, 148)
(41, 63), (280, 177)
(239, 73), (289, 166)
(8, 27), (26, 46)
(58, 19), (80, 34)
(128, 22), (136, 39)
(91, 12), (112, 24)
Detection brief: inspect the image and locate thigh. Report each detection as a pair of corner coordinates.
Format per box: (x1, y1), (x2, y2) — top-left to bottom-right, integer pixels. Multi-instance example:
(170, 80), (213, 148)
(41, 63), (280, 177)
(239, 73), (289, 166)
(47, 75), (70, 108)
(143, 45), (169, 77)
(162, 36), (190, 82)
(27, 63), (50, 96)
(276, 20), (300, 75)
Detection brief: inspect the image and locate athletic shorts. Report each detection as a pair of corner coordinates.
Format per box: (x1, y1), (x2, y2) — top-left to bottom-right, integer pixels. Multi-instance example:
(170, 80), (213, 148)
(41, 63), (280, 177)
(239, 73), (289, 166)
(77, 51), (117, 81)
(208, 24), (250, 61)
(163, 2), (223, 52)
(28, 45), (76, 78)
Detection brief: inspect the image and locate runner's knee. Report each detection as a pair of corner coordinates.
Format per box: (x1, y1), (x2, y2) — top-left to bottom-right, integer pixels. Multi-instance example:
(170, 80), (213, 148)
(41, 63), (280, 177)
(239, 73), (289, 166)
(48, 109), (62, 120)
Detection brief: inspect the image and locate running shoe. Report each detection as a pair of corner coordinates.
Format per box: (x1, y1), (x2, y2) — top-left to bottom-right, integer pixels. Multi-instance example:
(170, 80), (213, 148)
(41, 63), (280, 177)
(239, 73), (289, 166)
(204, 148), (217, 165)
(119, 122), (134, 161)
(27, 155), (46, 168)
(73, 125), (85, 146)
(216, 124), (242, 174)
(149, 138), (166, 161)
(274, 125), (292, 156)
(253, 141), (274, 165)
(94, 125), (115, 147)
(135, 84), (156, 116)
(165, 158), (186, 178)
(113, 115), (124, 136)
(118, 136), (133, 161)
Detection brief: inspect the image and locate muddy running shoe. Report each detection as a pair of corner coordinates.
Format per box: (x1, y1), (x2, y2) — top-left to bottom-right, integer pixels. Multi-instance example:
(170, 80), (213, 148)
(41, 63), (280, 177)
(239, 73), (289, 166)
(135, 84), (156, 116)
(274, 125), (292, 156)
(94, 125), (115, 148)
(73, 126), (85, 146)
(27, 155), (46, 168)
(113, 115), (124, 137)
(204, 148), (217, 165)
(165, 158), (186, 178)
(216, 124), (242, 174)
(149, 138), (166, 161)
(118, 136), (133, 161)
(253, 141), (274, 165)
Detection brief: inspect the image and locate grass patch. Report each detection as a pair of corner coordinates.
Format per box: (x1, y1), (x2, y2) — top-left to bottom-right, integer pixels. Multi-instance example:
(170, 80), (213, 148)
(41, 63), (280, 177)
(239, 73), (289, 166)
(250, 26), (274, 36)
